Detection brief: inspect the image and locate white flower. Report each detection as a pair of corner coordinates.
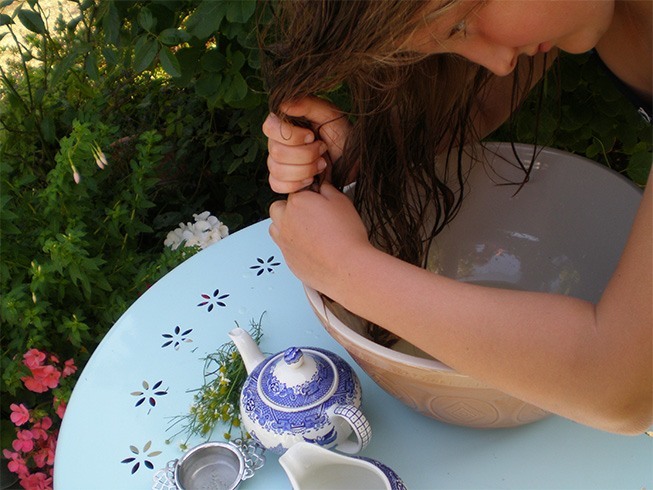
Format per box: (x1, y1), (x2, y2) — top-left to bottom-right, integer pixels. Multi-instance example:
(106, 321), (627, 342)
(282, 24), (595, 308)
(164, 212), (229, 250)
(91, 142), (108, 170)
(71, 164), (81, 184)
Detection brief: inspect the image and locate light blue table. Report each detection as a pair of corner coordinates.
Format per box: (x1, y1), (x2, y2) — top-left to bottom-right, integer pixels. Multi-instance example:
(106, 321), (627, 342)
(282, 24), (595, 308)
(54, 219), (653, 489)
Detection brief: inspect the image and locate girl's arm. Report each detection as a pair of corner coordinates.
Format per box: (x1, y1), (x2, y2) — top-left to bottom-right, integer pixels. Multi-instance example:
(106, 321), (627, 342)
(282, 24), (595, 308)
(269, 175), (652, 435)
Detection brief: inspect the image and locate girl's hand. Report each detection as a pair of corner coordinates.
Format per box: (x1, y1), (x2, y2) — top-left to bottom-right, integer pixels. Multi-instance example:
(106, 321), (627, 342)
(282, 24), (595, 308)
(268, 182), (371, 294)
(263, 97), (350, 194)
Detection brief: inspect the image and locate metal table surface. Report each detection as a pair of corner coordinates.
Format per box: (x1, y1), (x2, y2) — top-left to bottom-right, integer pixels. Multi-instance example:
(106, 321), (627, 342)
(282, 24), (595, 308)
(54, 219), (653, 489)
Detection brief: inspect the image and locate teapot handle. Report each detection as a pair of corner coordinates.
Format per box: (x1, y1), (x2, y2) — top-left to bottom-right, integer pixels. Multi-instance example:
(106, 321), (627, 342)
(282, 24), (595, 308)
(330, 405), (372, 454)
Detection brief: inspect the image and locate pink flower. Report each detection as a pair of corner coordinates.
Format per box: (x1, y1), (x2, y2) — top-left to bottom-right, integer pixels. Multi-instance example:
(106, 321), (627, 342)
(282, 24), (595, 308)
(22, 376), (47, 393)
(62, 359), (77, 377)
(48, 354), (59, 364)
(37, 417), (53, 431)
(3, 449), (18, 459)
(54, 398), (67, 419)
(32, 446), (55, 468)
(6, 455), (30, 479)
(10, 404), (31, 426)
(45, 435), (57, 463)
(23, 350), (46, 370)
(12, 430), (34, 452)
(30, 417), (53, 441)
(22, 365), (61, 393)
(19, 471), (52, 490)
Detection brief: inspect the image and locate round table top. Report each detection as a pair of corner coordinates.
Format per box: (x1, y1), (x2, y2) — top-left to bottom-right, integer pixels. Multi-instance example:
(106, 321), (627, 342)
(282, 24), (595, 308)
(54, 219), (653, 490)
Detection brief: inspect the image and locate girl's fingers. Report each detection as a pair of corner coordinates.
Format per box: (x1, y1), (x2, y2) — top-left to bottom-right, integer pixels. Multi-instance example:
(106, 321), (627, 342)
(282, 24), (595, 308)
(263, 97), (348, 194)
(267, 155), (326, 181)
(267, 138), (327, 165)
(268, 173), (315, 194)
(263, 113), (315, 146)
(278, 98), (342, 129)
(278, 99), (346, 151)
(268, 198), (286, 222)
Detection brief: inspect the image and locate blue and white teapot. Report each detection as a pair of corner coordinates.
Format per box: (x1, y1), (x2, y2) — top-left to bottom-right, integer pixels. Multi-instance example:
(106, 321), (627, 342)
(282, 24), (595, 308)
(228, 328), (371, 455)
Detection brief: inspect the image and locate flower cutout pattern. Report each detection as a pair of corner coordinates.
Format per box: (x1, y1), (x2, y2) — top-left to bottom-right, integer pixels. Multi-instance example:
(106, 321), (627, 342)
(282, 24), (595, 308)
(121, 441), (162, 474)
(131, 380), (168, 412)
(250, 256), (281, 276)
(197, 289), (229, 312)
(161, 326), (193, 350)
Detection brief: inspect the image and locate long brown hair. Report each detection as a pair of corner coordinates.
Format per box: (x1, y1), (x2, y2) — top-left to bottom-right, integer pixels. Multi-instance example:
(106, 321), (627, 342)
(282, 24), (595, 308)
(260, 0), (500, 264)
(259, 1), (535, 343)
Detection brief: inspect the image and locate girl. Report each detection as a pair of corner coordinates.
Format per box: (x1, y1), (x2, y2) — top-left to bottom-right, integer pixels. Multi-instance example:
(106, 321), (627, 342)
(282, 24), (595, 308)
(262, 0), (652, 434)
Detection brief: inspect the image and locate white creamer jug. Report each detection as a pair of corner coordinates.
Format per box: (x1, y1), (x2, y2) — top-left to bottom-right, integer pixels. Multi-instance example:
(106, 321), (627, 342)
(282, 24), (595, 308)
(279, 442), (407, 490)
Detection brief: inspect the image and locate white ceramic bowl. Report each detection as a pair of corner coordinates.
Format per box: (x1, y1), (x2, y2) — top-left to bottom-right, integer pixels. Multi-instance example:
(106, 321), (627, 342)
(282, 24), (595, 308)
(306, 142), (643, 429)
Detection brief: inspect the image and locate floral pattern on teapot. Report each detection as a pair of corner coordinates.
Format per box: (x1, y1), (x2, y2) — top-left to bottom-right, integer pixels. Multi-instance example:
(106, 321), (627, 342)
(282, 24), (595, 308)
(226, 323), (373, 456)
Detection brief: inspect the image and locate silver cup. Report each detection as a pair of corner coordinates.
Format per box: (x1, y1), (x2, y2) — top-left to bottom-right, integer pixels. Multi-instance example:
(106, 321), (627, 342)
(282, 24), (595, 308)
(153, 440), (265, 490)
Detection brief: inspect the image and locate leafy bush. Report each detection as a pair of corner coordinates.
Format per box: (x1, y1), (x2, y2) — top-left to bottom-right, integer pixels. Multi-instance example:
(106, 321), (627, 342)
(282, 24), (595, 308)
(0, 0), (272, 468)
(491, 52), (652, 185)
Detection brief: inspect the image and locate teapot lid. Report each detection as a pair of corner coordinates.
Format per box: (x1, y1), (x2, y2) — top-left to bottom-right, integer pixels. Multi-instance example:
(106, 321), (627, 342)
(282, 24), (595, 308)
(258, 348), (338, 412)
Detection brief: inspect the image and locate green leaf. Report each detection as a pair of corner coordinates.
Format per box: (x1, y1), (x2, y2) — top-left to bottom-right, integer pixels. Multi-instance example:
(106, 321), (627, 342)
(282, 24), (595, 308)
(17, 8), (45, 34)
(173, 46), (201, 87)
(201, 50), (226, 72)
(0, 13), (14, 26)
(50, 50), (79, 87)
(40, 116), (56, 143)
(85, 52), (100, 81)
(134, 36), (159, 72)
(195, 72), (222, 98)
(66, 15), (83, 31)
(138, 7), (156, 31)
(228, 50), (245, 73)
(101, 46), (118, 66)
(159, 47), (181, 78)
(186, 1), (226, 39)
(626, 151), (653, 185)
(227, 156), (243, 174)
(225, 0), (256, 23)
(101, 1), (120, 45)
(158, 27), (178, 45)
(224, 72), (248, 104)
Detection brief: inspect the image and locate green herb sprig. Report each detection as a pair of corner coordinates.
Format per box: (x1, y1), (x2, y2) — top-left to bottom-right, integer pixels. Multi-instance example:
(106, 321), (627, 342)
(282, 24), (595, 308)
(166, 313), (264, 449)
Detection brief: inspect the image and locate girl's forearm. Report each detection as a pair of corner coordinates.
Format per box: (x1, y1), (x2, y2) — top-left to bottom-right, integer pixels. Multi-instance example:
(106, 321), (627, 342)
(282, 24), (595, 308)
(325, 243), (651, 434)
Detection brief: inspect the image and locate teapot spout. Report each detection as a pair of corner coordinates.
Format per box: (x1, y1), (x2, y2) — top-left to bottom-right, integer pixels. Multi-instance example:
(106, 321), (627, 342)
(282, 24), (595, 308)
(228, 327), (265, 374)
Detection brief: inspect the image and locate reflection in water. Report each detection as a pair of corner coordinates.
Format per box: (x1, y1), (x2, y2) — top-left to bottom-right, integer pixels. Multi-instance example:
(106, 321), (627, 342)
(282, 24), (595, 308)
(507, 231), (540, 242)
(456, 245), (522, 285)
(547, 256), (581, 295)
(428, 231), (581, 296)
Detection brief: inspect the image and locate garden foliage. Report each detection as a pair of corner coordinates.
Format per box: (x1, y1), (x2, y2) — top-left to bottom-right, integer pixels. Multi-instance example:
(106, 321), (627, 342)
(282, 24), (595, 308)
(0, 0), (271, 480)
(0, 0), (651, 485)
(492, 52), (652, 185)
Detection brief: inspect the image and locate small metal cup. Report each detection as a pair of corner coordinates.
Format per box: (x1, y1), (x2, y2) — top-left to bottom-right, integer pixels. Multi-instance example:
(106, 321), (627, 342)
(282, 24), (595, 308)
(174, 442), (246, 490)
(153, 439), (265, 490)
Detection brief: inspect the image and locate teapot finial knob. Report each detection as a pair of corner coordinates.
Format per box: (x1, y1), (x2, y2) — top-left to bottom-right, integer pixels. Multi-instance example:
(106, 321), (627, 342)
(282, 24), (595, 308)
(283, 347), (304, 369)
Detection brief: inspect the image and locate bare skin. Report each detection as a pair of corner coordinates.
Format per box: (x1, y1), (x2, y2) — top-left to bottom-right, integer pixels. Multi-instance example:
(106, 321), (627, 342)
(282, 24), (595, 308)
(264, 0), (653, 434)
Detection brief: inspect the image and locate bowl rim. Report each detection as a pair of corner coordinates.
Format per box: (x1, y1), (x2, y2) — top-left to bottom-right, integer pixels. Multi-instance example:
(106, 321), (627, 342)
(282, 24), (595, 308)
(304, 286), (457, 373)
(480, 142), (642, 194)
